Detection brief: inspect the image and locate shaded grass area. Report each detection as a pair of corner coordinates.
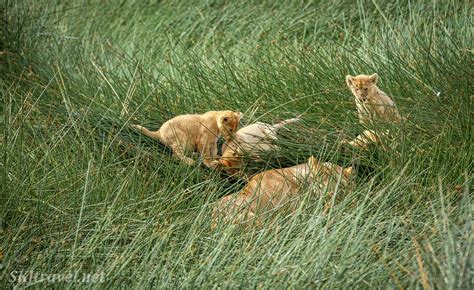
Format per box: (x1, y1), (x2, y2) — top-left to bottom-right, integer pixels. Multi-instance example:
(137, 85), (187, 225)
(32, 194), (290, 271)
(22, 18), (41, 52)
(1, 0), (472, 288)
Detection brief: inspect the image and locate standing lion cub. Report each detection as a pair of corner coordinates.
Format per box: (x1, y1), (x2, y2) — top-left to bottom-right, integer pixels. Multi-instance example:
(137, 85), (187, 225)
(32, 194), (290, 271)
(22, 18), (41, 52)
(132, 110), (242, 167)
(346, 73), (401, 125)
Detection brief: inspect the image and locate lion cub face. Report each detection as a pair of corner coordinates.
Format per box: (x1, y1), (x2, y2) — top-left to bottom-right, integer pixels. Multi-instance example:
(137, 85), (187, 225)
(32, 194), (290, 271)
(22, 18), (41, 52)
(218, 143), (247, 175)
(217, 111), (242, 136)
(346, 73), (379, 102)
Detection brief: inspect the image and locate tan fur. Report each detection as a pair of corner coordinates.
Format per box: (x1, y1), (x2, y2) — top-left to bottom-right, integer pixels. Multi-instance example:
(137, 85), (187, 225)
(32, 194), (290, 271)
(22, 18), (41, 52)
(132, 110), (242, 167)
(344, 129), (389, 150)
(213, 117), (300, 175)
(346, 73), (402, 125)
(211, 156), (353, 229)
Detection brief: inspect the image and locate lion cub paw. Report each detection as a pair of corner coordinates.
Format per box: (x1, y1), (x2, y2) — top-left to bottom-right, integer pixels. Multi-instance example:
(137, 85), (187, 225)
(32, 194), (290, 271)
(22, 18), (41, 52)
(209, 160), (222, 170)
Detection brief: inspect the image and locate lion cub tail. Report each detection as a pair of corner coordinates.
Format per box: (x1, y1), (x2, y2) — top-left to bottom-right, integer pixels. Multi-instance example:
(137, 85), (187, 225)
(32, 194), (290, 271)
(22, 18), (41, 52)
(272, 117), (300, 131)
(131, 124), (161, 141)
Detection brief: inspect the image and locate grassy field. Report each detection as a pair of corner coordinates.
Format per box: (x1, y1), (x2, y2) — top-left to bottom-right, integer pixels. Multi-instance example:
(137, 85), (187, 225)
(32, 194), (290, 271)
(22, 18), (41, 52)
(1, 0), (472, 288)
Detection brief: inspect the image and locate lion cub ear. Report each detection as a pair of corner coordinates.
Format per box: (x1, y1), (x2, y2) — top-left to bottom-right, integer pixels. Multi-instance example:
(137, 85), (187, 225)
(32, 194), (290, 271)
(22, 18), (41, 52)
(345, 75), (354, 87)
(343, 166), (353, 178)
(234, 112), (243, 120)
(307, 156), (319, 172)
(369, 73), (378, 84)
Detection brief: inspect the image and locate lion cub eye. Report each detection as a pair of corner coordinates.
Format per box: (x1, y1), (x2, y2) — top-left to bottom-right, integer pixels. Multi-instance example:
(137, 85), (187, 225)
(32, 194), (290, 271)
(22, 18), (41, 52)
(223, 117), (228, 122)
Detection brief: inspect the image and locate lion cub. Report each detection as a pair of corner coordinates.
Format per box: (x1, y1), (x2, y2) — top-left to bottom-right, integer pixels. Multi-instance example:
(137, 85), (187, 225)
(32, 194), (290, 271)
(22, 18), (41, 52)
(346, 73), (401, 125)
(214, 117), (300, 175)
(132, 110), (242, 167)
(343, 129), (389, 150)
(211, 156), (353, 229)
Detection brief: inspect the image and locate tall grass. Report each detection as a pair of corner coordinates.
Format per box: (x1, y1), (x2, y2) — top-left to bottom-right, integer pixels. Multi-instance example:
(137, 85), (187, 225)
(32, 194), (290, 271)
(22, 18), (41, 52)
(1, 0), (472, 288)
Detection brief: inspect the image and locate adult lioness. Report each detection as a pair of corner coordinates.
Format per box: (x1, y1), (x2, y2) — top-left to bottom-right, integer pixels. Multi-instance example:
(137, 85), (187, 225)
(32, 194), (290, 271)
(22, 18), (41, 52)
(211, 156), (353, 229)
